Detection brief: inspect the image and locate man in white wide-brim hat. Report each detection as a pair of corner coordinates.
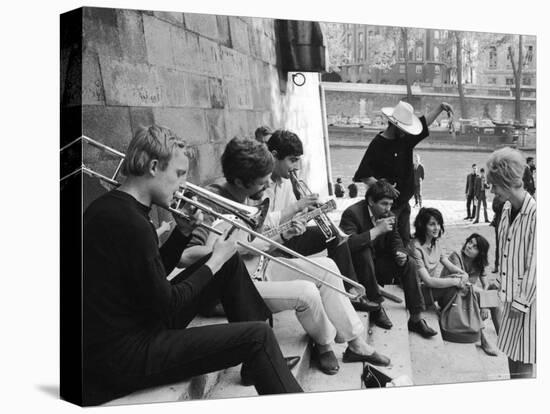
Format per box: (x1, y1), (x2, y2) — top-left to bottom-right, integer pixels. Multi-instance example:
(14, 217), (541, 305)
(352, 100), (453, 243)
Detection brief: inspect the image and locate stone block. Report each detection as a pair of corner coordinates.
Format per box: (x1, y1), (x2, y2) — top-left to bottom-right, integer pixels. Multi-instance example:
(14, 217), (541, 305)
(158, 68), (187, 107)
(129, 107), (155, 135)
(143, 14), (174, 67)
(83, 7), (123, 58)
(172, 29), (202, 73)
(249, 17), (265, 35)
(153, 11), (183, 26)
(183, 13), (219, 41)
(152, 107), (208, 145)
(82, 105), (132, 165)
(208, 77), (226, 109)
(215, 15), (231, 47)
(198, 37), (222, 78)
(184, 73), (210, 108)
(263, 19), (276, 39)
(225, 78), (253, 110)
(99, 56), (162, 106)
(82, 52), (105, 105)
(194, 143), (224, 184)
(224, 110), (250, 139)
(247, 27), (262, 60)
(205, 109), (226, 143)
(246, 111), (262, 137)
(220, 47), (249, 80)
(116, 10), (147, 63)
(228, 16), (250, 55)
(264, 37), (277, 65)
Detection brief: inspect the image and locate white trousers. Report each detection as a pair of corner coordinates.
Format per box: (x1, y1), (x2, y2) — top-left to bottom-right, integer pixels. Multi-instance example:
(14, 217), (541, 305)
(252, 257), (364, 346)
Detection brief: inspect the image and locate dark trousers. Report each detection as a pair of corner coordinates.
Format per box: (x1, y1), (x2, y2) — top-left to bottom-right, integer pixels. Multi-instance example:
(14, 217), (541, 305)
(391, 202), (412, 245)
(84, 254), (301, 405)
(466, 194), (477, 218)
(508, 358), (535, 379)
(350, 246), (425, 315)
(413, 185), (422, 207)
(282, 225), (358, 290)
(475, 197), (488, 222)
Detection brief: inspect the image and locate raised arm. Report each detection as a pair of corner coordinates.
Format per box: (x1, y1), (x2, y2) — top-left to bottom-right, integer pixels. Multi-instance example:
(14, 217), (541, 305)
(425, 102), (453, 127)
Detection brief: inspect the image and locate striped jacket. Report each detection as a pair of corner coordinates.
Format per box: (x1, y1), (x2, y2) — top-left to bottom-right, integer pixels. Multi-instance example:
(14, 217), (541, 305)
(496, 193), (536, 363)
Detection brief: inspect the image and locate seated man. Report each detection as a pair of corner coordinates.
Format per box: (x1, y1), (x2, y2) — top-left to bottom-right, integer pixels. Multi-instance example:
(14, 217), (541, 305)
(82, 125), (302, 405)
(265, 130), (382, 315)
(339, 179), (437, 338)
(181, 138), (390, 376)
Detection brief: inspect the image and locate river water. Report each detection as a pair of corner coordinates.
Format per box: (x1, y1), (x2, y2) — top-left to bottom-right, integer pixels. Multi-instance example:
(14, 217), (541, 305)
(329, 146), (536, 201)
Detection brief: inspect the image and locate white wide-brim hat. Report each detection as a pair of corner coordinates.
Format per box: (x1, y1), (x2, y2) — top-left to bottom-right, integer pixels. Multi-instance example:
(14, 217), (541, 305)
(381, 101), (423, 135)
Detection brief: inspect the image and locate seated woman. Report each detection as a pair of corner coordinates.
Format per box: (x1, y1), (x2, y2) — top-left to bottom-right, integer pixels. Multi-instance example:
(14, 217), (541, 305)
(444, 233), (500, 356)
(410, 208), (498, 355)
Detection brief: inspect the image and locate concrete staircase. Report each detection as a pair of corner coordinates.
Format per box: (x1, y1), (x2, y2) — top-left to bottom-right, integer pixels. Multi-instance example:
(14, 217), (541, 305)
(105, 285), (509, 406)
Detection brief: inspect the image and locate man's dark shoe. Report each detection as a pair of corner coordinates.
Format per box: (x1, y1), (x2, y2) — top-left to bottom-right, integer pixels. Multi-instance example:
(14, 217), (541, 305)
(312, 347), (339, 375)
(351, 296), (380, 313)
(342, 348), (390, 366)
(371, 307), (393, 329)
(463, 216), (471, 220)
(472, 220), (479, 224)
(241, 355), (301, 385)
(408, 318), (437, 338)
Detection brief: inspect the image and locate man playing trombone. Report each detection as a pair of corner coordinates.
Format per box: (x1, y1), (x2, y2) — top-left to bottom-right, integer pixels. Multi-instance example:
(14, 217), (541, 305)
(181, 137), (391, 377)
(82, 125), (302, 405)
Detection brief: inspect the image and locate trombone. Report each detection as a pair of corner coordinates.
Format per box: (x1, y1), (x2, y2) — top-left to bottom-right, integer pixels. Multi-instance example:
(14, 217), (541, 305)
(62, 136), (365, 299)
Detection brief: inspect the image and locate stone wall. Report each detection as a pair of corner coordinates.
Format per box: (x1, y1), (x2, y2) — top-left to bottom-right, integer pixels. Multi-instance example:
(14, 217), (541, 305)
(62, 7), (330, 223)
(324, 84), (536, 124)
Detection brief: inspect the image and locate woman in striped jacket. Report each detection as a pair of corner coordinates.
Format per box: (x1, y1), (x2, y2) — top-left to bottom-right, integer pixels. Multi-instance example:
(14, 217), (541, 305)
(486, 148), (536, 379)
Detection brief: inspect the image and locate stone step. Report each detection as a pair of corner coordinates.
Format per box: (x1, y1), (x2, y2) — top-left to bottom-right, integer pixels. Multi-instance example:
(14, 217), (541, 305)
(409, 304), (510, 386)
(105, 316), (227, 406)
(475, 317), (510, 382)
(366, 285), (413, 383)
(300, 311), (369, 393)
(206, 310), (311, 399)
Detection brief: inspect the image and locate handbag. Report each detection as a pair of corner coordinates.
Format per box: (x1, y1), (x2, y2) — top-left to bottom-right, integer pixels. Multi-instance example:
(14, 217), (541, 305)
(439, 284), (482, 343)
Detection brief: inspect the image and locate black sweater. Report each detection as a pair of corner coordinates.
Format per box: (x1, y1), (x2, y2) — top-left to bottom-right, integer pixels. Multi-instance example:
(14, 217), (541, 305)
(83, 190), (213, 359)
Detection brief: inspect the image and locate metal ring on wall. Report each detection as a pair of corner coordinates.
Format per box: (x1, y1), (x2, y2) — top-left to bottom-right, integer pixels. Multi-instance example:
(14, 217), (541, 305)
(292, 73), (306, 86)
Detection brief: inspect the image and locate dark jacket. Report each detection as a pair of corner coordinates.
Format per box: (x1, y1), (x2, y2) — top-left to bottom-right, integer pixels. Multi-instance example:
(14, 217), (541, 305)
(465, 173), (477, 196)
(339, 199), (406, 258)
(473, 175), (489, 200)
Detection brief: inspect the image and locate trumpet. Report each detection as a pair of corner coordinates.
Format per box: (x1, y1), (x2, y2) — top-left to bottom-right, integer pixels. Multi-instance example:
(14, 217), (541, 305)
(62, 135), (366, 299)
(289, 170), (349, 246)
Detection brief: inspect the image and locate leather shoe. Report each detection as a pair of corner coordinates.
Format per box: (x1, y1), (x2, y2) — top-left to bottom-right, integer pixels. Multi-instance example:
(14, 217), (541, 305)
(313, 346), (339, 375)
(351, 296), (380, 313)
(371, 307), (393, 330)
(241, 355), (301, 386)
(481, 341), (499, 357)
(408, 318), (437, 338)
(342, 348), (390, 366)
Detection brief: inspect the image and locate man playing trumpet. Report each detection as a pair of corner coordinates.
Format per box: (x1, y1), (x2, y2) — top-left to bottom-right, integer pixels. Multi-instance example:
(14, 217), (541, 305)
(265, 130), (392, 329)
(82, 125), (302, 405)
(181, 137), (391, 377)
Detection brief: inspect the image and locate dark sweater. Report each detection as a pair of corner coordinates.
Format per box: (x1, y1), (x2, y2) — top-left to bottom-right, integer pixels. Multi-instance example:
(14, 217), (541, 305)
(353, 116), (429, 207)
(83, 190), (213, 361)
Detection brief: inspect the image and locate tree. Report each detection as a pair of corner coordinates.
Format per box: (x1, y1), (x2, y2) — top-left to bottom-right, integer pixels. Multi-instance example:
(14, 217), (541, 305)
(478, 33), (528, 123)
(451, 31), (467, 118)
(320, 22), (350, 72)
(508, 35), (524, 123)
